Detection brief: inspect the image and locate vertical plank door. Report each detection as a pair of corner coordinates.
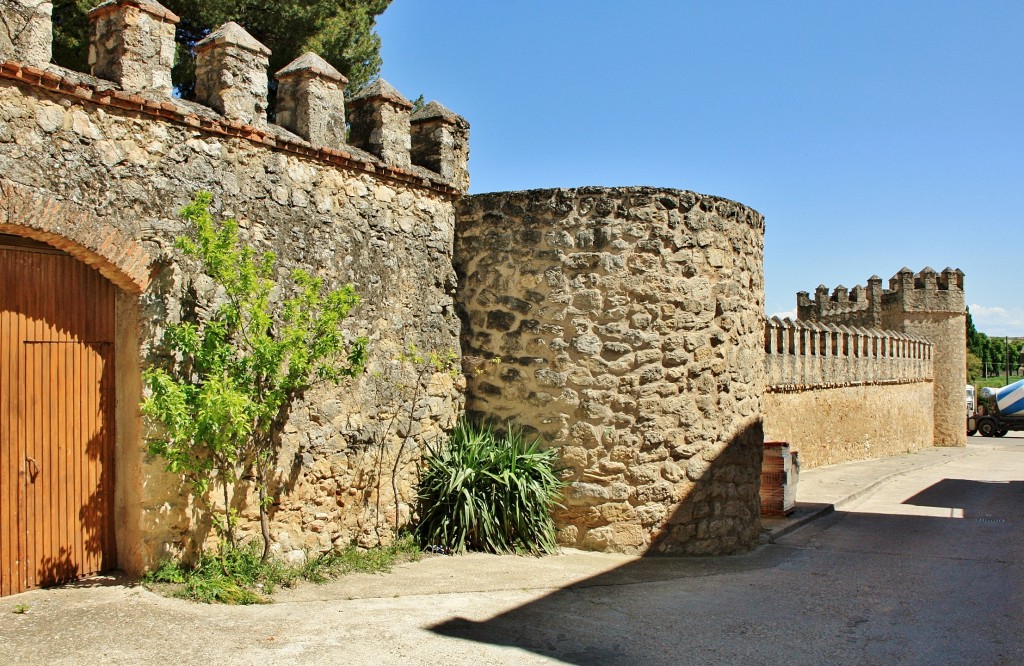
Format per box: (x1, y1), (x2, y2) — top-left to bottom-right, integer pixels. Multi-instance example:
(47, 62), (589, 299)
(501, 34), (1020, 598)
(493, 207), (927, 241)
(1, 236), (116, 596)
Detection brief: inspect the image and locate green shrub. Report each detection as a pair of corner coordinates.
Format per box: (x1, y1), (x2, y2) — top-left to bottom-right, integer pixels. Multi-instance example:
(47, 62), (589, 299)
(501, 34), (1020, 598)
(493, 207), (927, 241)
(415, 420), (564, 555)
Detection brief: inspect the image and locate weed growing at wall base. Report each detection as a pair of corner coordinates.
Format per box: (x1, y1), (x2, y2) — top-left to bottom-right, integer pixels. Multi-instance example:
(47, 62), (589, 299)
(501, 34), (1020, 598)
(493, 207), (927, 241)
(144, 535), (422, 604)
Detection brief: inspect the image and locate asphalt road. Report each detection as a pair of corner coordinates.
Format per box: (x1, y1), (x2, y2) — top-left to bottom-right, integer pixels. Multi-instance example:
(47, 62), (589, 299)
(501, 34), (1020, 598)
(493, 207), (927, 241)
(428, 436), (1024, 665)
(1, 437), (1021, 665)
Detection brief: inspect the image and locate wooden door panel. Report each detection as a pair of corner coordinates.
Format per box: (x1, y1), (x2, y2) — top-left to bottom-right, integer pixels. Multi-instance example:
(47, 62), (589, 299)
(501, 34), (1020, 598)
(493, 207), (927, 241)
(22, 342), (114, 588)
(1, 239), (116, 596)
(0, 301), (23, 597)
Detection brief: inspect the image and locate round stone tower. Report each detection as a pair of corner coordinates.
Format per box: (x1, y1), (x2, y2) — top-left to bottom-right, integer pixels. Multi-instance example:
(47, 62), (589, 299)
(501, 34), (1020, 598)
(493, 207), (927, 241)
(455, 187), (766, 555)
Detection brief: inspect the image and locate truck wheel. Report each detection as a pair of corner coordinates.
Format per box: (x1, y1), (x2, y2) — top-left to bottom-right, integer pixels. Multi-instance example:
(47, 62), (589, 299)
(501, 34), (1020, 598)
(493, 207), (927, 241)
(995, 427), (1009, 438)
(978, 419), (997, 437)
(967, 428), (978, 437)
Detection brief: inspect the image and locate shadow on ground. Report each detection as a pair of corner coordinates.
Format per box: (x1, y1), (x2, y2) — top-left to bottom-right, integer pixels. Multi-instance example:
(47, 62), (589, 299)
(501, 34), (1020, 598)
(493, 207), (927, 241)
(903, 478), (1024, 518)
(428, 475), (1024, 665)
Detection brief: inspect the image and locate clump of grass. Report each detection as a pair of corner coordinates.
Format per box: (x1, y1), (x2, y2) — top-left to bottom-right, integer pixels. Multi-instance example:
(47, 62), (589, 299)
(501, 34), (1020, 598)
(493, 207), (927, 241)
(143, 534), (421, 604)
(12, 604), (29, 614)
(300, 532), (421, 583)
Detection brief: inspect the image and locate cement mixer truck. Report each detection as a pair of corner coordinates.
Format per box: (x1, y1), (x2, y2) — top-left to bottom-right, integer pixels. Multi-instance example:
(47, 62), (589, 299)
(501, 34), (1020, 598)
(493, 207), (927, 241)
(968, 379), (1024, 437)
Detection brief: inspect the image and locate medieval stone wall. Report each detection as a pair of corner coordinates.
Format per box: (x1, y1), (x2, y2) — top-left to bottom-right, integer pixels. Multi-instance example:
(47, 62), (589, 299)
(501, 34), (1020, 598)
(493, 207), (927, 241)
(455, 187), (766, 555)
(0, 1), (966, 571)
(796, 267), (966, 448)
(763, 383), (934, 468)
(0, 1), (469, 569)
(763, 317), (935, 468)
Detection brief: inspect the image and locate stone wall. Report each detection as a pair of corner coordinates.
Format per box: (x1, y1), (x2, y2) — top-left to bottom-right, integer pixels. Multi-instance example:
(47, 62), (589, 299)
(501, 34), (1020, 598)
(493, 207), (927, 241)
(796, 267), (966, 448)
(0, 1), (468, 570)
(764, 317), (933, 388)
(455, 188), (766, 555)
(763, 318), (935, 468)
(0, 1), (962, 570)
(763, 383), (934, 468)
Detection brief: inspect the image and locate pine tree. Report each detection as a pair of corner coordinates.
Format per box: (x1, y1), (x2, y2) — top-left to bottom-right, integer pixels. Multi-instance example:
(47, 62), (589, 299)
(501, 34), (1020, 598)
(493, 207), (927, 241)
(51, 0), (392, 96)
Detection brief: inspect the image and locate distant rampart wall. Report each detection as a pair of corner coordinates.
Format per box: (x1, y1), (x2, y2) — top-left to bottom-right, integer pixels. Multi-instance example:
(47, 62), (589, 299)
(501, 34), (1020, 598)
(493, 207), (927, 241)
(765, 317), (933, 388)
(763, 317), (935, 468)
(797, 267), (966, 447)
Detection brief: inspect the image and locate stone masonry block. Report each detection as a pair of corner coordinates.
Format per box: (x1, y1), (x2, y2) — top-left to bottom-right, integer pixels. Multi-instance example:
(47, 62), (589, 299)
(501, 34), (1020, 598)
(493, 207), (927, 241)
(411, 100), (470, 192)
(194, 21), (271, 125)
(88, 0), (179, 96)
(0, 0), (53, 67)
(347, 78), (412, 169)
(275, 52), (348, 149)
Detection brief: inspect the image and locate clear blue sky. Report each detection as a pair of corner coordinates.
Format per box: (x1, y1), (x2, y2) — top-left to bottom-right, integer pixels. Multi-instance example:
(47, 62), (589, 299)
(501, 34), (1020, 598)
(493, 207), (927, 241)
(375, 1), (1024, 336)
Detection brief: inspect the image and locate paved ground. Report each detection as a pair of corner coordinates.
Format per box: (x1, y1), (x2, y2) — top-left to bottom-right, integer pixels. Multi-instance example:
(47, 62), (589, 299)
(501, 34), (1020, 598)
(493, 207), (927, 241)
(1, 436), (1021, 665)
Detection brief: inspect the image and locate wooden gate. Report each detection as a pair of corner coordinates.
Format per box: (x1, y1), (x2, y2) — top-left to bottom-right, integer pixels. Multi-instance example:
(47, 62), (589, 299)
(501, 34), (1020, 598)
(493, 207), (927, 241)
(1, 235), (117, 596)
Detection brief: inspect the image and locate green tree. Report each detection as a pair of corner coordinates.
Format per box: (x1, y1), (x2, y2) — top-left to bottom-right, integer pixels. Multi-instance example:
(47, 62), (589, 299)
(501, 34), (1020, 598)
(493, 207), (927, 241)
(51, 0), (392, 96)
(142, 192), (367, 560)
(967, 351), (983, 383)
(966, 308), (981, 350)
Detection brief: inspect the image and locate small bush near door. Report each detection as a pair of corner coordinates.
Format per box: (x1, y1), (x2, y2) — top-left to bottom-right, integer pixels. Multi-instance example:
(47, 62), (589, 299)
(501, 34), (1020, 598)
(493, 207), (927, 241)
(415, 420), (564, 555)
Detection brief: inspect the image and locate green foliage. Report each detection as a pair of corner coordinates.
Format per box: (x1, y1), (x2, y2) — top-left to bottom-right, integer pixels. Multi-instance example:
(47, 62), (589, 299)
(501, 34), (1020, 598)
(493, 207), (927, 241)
(967, 351), (983, 383)
(145, 542), (288, 604)
(51, 0), (392, 96)
(12, 604), (29, 614)
(50, 1), (92, 72)
(397, 343), (460, 380)
(974, 375), (1024, 390)
(143, 537), (421, 604)
(415, 420), (565, 556)
(141, 192), (366, 555)
(299, 532), (421, 583)
(965, 308), (1023, 382)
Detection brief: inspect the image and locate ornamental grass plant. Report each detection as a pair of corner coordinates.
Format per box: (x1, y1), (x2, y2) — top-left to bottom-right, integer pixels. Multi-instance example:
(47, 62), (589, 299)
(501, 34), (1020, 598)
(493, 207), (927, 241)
(415, 420), (564, 555)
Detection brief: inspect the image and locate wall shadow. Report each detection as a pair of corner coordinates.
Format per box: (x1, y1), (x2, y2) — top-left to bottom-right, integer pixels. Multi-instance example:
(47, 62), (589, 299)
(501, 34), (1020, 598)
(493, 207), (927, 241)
(428, 470), (1024, 664)
(902, 478), (1024, 518)
(429, 421), (768, 663)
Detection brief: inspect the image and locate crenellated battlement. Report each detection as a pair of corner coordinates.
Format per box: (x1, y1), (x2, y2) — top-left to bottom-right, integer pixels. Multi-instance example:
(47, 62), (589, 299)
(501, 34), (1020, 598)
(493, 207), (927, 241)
(797, 266), (965, 326)
(763, 315), (937, 467)
(878, 266), (966, 316)
(765, 316), (933, 390)
(0, 0), (469, 195)
(793, 264), (966, 447)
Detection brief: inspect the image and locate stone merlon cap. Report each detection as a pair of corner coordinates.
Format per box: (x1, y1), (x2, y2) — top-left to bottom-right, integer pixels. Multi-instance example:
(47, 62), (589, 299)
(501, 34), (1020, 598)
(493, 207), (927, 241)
(87, 0), (180, 23)
(411, 100), (468, 126)
(350, 78), (412, 108)
(195, 22), (271, 56)
(275, 52), (348, 84)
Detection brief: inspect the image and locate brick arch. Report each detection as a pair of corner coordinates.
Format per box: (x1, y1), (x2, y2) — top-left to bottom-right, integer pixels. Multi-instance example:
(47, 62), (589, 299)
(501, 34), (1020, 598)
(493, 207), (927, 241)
(0, 178), (153, 294)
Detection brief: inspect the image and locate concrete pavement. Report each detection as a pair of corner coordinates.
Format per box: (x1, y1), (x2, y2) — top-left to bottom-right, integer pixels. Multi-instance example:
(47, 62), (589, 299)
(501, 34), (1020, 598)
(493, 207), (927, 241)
(761, 441), (976, 541)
